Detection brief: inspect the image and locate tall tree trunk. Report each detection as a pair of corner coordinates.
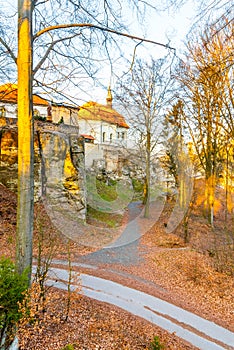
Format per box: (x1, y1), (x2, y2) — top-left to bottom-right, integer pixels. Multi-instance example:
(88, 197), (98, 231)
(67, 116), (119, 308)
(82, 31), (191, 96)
(205, 175), (215, 227)
(225, 145), (229, 224)
(179, 175), (186, 208)
(204, 114), (215, 226)
(144, 130), (150, 218)
(16, 0), (33, 282)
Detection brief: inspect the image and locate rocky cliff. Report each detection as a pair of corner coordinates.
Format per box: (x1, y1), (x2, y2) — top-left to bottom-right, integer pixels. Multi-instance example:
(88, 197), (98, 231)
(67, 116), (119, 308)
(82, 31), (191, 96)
(0, 117), (86, 220)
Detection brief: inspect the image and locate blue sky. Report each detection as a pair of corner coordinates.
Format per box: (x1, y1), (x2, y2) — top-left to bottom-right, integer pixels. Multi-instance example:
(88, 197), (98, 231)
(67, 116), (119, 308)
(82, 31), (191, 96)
(90, 0), (197, 105)
(2, 0), (197, 105)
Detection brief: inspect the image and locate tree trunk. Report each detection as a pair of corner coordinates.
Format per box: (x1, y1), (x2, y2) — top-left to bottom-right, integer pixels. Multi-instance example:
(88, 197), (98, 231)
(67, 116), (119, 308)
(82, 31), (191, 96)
(204, 113), (215, 226)
(16, 0), (33, 282)
(204, 175), (215, 227)
(144, 130), (151, 218)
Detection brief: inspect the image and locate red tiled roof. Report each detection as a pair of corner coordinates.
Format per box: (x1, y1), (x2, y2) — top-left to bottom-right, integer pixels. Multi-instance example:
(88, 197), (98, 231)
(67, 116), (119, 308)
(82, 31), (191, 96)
(0, 83), (49, 106)
(79, 101), (129, 129)
(81, 134), (95, 140)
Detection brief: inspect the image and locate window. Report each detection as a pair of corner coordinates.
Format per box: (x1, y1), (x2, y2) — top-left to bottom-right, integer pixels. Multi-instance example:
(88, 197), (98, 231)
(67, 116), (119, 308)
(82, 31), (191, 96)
(122, 132), (125, 140)
(33, 109), (40, 117)
(58, 116), (64, 124)
(90, 128), (96, 137)
(0, 106), (6, 117)
(102, 132), (106, 142)
(110, 133), (113, 142)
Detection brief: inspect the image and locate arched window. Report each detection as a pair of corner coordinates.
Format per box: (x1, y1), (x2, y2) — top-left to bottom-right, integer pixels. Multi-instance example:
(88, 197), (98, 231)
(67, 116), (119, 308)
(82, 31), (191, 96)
(110, 133), (113, 142)
(33, 109), (40, 117)
(0, 106), (6, 117)
(102, 132), (106, 142)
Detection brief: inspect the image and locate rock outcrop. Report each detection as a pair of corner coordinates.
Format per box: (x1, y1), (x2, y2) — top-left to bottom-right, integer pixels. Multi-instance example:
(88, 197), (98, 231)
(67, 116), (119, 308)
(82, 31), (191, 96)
(0, 118), (86, 220)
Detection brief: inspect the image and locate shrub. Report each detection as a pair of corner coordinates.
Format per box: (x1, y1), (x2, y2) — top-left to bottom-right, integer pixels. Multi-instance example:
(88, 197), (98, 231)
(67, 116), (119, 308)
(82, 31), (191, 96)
(149, 336), (164, 350)
(0, 257), (28, 345)
(61, 344), (75, 350)
(34, 115), (46, 121)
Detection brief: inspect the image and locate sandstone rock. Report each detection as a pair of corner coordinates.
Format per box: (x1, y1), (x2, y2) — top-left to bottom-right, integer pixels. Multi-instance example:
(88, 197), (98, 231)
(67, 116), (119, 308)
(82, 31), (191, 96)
(0, 120), (86, 220)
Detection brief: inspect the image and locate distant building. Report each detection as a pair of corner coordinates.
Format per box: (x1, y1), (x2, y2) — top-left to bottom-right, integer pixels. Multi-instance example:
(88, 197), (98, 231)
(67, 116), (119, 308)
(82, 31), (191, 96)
(0, 83), (130, 174)
(78, 87), (129, 146)
(50, 101), (79, 126)
(78, 88), (130, 172)
(0, 83), (49, 119)
(0, 83), (80, 127)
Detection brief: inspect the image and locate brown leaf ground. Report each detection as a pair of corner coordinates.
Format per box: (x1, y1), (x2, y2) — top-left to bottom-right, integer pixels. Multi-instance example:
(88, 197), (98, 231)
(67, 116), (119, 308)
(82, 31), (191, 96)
(0, 182), (233, 349)
(17, 287), (196, 350)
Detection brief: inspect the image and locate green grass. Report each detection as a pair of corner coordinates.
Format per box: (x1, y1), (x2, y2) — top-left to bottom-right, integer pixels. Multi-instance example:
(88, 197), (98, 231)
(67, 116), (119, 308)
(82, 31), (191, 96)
(96, 179), (118, 202)
(87, 175), (134, 212)
(87, 205), (123, 228)
(132, 178), (144, 193)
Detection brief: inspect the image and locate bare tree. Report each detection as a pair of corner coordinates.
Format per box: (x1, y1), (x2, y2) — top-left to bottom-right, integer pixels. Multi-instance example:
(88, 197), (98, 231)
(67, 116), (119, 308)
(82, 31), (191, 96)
(162, 100), (184, 189)
(0, 0), (230, 278)
(1, 0), (180, 101)
(162, 100), (196, 242)
(194, 0), (233, 22)
(116, 56), (174, 218)
(0, 0), (185, 281)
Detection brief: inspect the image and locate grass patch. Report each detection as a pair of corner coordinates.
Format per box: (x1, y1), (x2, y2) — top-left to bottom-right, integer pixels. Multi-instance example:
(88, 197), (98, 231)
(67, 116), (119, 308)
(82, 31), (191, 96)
(131, 178), (144, 201)
(87, 205), (123, 228)
(87, 175), (134, 212)
(96, 179), (118, 202)
(132, 178), (144, 193)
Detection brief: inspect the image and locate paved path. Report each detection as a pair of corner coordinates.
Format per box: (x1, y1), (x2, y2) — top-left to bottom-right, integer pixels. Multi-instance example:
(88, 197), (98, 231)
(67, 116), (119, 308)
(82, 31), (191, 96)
(45, 266), (234, 350)
(76, 200), (164, 266)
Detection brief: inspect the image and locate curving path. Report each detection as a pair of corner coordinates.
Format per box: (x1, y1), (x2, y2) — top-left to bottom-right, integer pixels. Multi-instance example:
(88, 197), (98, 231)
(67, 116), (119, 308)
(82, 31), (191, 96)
(45, 266), (234, 350)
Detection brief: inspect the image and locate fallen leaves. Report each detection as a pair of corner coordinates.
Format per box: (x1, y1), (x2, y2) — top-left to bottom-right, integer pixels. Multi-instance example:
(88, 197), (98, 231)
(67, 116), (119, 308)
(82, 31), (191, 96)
(0, 182), (233, 349)
(18, 288), (197, 350)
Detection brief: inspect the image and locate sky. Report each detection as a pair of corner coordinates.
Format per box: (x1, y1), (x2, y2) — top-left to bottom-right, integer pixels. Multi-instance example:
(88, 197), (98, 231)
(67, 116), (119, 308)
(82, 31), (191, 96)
(87, 0), (197, 105)
(2, 0), (198, 105)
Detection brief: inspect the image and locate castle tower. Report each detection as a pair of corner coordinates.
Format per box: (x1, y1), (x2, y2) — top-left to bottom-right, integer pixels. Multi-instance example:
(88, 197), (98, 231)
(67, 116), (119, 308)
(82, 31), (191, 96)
(106, 86), (113, 108)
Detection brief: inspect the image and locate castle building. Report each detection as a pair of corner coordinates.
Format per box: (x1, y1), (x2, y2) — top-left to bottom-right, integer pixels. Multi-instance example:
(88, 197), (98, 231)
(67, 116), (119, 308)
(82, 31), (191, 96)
(78, 87), (129, 146)
(77, 88), (129, 172)
(0, 83), (129, 173)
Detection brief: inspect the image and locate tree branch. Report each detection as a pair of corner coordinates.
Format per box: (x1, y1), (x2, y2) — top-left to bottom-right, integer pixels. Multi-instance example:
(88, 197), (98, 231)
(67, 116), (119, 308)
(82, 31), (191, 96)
(34, 23), (176, 51)
(0, 37), (17, 64)
(33, 33), (80, 76)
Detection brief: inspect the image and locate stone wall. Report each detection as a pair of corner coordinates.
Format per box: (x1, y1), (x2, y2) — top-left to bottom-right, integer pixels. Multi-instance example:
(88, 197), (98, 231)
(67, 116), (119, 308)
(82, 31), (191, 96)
(84, 142), (128, 177)
(0, 119), (86, 220)
(85, 143), (104, 168)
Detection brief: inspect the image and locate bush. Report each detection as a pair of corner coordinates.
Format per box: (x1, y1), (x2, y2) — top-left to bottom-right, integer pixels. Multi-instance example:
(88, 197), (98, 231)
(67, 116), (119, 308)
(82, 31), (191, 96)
(34, 115), (46, 121)
(0, 257), (28, 343)
(61, 345), (75, 350)
(149, 336), (164, 350)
